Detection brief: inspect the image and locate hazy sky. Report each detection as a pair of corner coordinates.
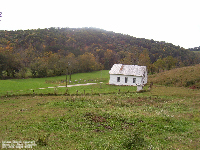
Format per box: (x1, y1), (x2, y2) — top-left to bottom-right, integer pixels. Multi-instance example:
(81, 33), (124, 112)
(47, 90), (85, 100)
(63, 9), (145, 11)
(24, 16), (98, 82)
(0, 0), (199, 49)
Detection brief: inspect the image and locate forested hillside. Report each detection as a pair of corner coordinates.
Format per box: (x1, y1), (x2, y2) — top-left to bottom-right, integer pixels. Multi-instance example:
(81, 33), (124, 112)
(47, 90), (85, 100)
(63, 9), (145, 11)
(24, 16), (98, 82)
(0, 27), (199, 78)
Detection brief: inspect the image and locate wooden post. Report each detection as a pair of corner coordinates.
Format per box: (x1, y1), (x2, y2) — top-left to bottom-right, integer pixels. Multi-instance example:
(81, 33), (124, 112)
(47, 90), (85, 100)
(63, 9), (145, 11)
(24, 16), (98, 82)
(66, 88), (68, 95)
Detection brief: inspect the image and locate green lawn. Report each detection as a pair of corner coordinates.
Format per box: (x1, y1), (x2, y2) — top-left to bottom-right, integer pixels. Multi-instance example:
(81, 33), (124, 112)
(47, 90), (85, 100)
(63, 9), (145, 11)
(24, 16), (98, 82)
(0, 70), (110, 96)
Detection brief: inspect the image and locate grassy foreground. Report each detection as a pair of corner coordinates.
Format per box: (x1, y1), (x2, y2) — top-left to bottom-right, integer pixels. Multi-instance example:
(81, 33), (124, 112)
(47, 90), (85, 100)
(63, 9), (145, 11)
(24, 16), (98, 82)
(0, 85), (200, 149)
(0, 70), (200, 149)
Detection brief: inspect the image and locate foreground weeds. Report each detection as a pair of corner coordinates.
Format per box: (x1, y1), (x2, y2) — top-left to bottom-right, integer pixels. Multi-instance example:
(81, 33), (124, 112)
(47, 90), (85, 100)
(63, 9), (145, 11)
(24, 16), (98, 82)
(0, 86), (200, 149)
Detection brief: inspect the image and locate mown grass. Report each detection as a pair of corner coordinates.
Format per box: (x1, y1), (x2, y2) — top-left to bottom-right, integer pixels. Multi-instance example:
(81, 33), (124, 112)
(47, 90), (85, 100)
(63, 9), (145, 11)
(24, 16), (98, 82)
(0, 85), (200, 149)
(0, 70), (110, 96)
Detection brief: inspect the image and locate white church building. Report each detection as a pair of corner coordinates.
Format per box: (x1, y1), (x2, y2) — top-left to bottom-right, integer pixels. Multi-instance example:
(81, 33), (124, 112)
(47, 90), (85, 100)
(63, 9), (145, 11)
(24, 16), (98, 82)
(109, 64), (147, 87)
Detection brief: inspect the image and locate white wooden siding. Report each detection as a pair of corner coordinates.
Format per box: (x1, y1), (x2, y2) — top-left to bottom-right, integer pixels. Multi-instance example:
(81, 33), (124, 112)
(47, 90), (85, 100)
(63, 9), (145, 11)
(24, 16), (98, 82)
(109, 74), (143, 86)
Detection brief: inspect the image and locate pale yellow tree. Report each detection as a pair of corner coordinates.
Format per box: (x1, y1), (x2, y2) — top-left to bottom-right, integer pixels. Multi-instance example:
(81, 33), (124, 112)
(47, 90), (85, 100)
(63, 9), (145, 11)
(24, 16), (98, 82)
(138, 49), (151, 71)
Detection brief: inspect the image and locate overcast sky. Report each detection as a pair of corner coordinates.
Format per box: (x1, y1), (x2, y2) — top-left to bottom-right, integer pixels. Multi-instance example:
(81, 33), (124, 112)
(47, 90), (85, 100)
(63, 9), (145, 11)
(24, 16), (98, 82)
(0, 0), (199, 49)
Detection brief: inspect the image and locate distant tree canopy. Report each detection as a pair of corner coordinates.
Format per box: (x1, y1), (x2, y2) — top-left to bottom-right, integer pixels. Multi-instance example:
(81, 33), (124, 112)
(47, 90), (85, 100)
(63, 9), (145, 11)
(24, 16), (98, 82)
(0, 27), (199, 78)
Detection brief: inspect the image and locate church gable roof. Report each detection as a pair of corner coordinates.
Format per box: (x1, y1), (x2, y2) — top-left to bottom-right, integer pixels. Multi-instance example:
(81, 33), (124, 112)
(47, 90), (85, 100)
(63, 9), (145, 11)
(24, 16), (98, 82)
(109, 64), (146, 77)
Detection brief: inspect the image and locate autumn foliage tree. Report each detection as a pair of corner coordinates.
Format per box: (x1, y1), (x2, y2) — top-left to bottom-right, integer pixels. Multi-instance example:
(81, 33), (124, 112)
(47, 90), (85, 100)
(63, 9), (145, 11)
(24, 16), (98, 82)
(153, 58), (165, 73)
(103, 49), (117, 70)
(153, 56), (177, 72)
(138, 49), (151, 72)
(78, 52), (100, 72)
(163, 56), (177, 70)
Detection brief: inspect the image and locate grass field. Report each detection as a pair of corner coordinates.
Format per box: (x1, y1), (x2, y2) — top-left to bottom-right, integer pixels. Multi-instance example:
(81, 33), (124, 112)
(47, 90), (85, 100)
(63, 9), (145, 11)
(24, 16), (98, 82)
(0, 70), (200, 149)
(0, 70), (111, 96)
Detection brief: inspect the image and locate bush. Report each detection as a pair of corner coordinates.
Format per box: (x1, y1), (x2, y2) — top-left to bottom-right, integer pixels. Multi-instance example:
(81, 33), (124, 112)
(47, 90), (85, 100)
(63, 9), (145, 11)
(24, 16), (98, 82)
(122, 131), (146, 149)
(185, 80), (195, 87)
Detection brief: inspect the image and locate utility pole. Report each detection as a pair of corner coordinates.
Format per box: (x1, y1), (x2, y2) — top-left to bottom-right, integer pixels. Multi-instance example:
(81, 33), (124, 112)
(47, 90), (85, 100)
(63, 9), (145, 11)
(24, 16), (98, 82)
(66, 67), (68, 87)
(101, 70), (102, 80)
(69, 71), (71, 82)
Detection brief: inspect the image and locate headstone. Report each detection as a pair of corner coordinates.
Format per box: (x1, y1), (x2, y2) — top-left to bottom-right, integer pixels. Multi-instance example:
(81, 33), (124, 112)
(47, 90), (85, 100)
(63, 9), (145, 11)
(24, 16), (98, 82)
(137, 85), (143, 92)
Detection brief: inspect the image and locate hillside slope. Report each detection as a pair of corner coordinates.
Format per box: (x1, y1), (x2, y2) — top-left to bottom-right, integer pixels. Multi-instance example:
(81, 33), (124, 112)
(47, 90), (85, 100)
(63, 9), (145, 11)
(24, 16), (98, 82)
(148, 64), (200, 87)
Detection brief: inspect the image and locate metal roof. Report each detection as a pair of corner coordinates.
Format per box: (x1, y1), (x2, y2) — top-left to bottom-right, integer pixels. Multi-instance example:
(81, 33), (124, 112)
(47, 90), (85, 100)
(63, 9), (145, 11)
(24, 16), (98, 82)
(109, 64), (146, 76)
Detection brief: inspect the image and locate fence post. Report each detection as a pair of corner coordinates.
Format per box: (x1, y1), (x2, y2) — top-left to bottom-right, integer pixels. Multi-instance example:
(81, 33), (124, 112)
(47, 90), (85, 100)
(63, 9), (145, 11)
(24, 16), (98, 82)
(76, 90), (78, 95)
(66, 88), (68, 95)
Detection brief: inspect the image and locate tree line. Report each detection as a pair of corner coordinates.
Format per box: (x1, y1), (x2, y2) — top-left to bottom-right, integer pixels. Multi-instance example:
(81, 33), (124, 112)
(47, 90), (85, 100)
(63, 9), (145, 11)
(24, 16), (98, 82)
(0, 27), (199, 79)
